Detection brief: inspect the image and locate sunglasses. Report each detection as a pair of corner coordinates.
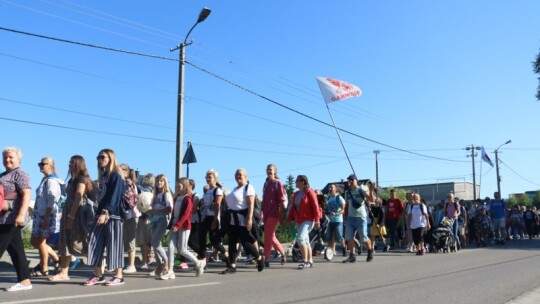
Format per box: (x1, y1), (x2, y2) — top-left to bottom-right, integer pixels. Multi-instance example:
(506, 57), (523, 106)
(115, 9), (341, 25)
(37, 162), (48, 167)
(97, 155), (107, 160)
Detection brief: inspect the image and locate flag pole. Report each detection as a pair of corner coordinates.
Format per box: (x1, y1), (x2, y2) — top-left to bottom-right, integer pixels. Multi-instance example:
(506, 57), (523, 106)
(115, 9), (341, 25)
(479, 154), (483, 198)
(324, 101), (356, 176)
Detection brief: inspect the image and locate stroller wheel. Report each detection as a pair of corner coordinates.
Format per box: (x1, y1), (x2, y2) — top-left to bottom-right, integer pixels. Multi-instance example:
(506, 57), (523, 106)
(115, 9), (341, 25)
(324, 248), (334, 261)
(292, 250), (301, 262)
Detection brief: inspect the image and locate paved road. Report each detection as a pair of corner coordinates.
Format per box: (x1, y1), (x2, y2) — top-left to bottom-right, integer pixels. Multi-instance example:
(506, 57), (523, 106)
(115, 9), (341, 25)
(1, 240), (540, 304)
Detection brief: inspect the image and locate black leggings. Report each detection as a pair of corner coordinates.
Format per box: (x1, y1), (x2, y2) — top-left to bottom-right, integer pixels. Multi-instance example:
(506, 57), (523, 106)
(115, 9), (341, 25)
(411, 227), (425, 246)
(0, 225), (31, 282)
(198, 216), (226, 259)
(227, 225), (260, 265)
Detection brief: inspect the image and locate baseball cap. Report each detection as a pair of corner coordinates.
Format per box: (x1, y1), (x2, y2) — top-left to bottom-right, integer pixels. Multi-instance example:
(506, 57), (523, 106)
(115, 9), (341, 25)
(347, 174), (357, 181)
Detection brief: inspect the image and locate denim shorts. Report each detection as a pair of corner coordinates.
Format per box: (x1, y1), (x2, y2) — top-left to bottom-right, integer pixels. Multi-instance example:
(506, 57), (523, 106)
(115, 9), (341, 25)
(296, 221), (314, 246)
(345, 216), (368, 242)
(326, 221), (344, 242)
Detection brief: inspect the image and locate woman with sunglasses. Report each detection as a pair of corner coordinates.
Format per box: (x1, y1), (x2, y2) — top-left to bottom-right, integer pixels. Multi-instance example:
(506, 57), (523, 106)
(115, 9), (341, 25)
(29, 157), (63, 277)
(84, 149), (126, 286)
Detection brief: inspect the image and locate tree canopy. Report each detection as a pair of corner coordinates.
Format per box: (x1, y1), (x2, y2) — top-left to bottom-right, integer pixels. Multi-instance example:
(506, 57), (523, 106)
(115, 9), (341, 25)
(534, 50), (540, 100)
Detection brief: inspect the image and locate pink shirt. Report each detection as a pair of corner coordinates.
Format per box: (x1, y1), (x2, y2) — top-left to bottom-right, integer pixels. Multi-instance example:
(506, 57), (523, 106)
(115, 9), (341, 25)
(444, 202), (460, 219)
(262, 179), (285, 219)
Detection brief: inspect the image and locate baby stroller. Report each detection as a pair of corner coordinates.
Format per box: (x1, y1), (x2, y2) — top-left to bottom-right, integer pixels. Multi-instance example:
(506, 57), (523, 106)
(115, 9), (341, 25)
(429, 217), (457, 253)
(292, 215), (329, 262)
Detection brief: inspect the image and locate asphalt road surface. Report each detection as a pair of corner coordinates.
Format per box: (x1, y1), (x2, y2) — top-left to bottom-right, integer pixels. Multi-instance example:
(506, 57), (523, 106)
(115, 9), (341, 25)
(1, 240), (539, 304)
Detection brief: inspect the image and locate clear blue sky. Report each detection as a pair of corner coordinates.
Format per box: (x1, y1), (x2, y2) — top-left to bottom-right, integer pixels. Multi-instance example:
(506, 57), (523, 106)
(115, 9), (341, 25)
(1, 0), (539, 200)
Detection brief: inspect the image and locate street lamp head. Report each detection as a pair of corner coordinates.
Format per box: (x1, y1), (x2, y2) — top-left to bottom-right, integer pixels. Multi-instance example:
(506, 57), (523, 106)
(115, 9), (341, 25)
(197, 7), (211, 23)
(505, 140), (512, 145)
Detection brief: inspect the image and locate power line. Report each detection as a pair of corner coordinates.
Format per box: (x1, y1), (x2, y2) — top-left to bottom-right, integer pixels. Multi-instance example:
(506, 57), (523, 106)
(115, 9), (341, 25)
(1, 0), (169, 48)
(187, 61), (467, 163)
(0, 116), (343, 158)
(41, 0), (181, 41)
(0, 26), (178, 62)
(0, 52), (172, 94)
(0, 116), (173, 142)
(500, 160), (540, 187)
(0, 97), (173, 129)
(1, 25), (465, 163)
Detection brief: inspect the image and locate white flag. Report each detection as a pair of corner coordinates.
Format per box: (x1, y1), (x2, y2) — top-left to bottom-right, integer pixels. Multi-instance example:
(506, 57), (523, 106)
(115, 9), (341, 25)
(481, 146), (494, 167)
(316, 76), (362, 103)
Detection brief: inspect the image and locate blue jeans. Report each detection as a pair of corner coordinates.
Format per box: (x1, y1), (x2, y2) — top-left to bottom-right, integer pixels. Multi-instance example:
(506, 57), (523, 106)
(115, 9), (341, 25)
(452, 218), (460, 246)
(326, 222), (344, 242)
(296, 221), (314, 246)
(345, 216), (368, 242)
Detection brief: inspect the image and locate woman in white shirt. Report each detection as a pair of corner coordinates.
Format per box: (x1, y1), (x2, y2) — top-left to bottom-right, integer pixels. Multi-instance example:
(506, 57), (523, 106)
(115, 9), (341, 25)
(220, 168), (265, 274)
(407, 193), (430, 256)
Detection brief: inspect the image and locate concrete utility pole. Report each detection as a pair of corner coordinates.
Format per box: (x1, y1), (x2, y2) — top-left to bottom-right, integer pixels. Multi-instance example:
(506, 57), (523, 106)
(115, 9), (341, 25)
(494, 140), (512, 197)
(465, 145), (481, 200)
(373, 150), (380, 187)
(171, 7), (211, 181)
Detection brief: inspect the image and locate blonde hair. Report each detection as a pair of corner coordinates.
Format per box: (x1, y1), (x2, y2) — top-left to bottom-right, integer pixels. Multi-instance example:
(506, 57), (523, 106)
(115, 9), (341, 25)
(177, 177), (192, 196)
(206, 169), (219, 180)
(41, 156), (58, 175)
(3, 147), (23, 161)
(154, 174), (170, 197)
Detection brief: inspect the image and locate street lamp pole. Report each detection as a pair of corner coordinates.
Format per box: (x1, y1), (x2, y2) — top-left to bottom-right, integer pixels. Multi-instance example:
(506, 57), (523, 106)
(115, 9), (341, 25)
(494, 140), (512, 197)
(373, 150), (380, 187)
(170, 7), (211, 181)
(465, 145), (481, 200)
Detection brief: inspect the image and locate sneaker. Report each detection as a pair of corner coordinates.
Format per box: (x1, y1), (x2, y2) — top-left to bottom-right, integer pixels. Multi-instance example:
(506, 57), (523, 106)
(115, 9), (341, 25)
(159, 270), (176, 280)
(264, 261), (270, 268)
(174, 262), (189, 270)
(105, 277), (125, 286)
(84, 276), (106, 286)
(297, 262), (306, 269)
(305, 261), (314, 269)
(383, 245), (390, 252)
(219, 267), (236, 275)
(69, 258), (81, 271)
(366, 250), (374, 262)
(342, 255), (356, 263)
(123, 266), (137, 274)
(256, 256), (265, 272)
(416, 250), (422, 256)
(5, 283), (32, 292)
(195, 261), (204, 277)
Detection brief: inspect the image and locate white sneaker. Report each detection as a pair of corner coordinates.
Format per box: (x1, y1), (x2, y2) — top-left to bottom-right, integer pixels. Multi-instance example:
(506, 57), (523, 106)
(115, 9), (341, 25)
(123, 266), (137, 274)
(6, 283), (33, 292)
(159, 270), (175, 280)
(195, 261), (204, 277)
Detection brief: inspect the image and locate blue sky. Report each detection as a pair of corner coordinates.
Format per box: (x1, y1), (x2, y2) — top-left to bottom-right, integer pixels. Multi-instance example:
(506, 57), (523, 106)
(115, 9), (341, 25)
(1, 0), (539, 200)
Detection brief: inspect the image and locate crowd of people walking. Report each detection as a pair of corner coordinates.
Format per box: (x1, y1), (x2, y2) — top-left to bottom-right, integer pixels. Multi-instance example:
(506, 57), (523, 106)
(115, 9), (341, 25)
(1, 146), (539, 292)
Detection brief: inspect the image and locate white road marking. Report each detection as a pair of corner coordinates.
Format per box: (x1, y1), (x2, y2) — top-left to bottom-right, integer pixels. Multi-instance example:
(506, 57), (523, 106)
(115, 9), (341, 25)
(3, 282), (221, 304)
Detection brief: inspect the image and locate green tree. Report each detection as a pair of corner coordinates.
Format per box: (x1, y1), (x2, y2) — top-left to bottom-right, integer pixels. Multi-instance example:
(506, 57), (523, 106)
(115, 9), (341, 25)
(533, 191), (540, 208)
(285, 174), (295, 199)
(519, 195), (532, 207)
(534, 49), (540, 100)
(507, 196), (518, 207)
